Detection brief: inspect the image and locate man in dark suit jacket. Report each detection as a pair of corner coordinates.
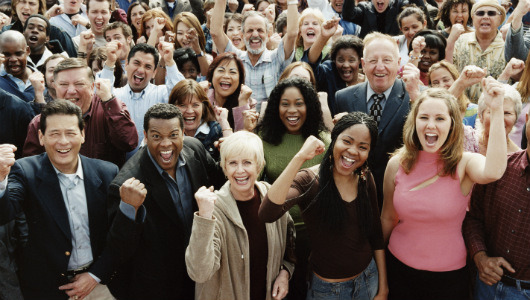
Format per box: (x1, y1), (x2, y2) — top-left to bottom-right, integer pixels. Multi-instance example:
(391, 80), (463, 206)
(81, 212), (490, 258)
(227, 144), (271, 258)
(342, 0), (426, 38)
(336, 32), (420, 207)
(108, 104), (223, 300)
(0, 100), (129, 300)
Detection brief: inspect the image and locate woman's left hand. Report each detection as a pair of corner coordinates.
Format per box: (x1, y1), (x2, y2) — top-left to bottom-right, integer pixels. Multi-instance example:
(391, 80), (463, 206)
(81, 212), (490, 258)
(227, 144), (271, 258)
(271, 269), (289, 300)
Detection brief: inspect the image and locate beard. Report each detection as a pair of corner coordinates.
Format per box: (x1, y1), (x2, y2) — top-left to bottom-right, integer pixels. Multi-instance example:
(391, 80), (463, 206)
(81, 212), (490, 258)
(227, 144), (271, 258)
(245, 37), (267, 55)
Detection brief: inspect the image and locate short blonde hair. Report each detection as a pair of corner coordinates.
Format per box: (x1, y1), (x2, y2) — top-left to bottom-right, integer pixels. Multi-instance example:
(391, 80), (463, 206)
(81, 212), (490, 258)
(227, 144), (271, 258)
(220, 131), (265, 174)
(363, 32), (399, 58)
(296, 8), (325, 48)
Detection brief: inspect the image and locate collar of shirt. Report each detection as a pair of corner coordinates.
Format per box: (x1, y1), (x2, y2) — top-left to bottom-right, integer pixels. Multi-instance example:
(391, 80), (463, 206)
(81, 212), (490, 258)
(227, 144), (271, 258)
(240, 48), (273, 66)
(128, 85), (147, 100)
(52, 155), (84, 182)
(194, 122), (210, 137)
(366, 83), (393, 104)
(146, 147), (186, 180)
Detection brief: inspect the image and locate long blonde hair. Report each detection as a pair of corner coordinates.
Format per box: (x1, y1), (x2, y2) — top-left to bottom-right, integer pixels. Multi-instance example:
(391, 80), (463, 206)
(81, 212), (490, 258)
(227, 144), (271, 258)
(395, 88), (464, 177)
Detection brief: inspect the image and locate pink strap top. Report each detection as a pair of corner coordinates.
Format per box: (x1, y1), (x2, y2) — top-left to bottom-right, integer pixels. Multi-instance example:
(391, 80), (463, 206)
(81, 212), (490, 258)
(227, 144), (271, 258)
(388, 151), (469, 272)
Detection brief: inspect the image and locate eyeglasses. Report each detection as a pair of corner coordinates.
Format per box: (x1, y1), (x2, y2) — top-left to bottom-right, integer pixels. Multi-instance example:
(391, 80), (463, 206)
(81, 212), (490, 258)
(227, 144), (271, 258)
(474, 10), (500, 17)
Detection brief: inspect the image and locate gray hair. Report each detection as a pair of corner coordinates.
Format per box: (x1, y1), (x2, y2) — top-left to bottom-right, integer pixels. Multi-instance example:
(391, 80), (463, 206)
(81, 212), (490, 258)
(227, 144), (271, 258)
(478, 84), (522, 121)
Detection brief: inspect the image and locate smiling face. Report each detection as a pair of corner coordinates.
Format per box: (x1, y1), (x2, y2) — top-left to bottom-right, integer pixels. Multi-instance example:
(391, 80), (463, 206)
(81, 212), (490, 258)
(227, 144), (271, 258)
(335, 48), (360, 86)
(176, 95), (203, 136)
(16, 0), (39, 24)
(39, 114), (85, 174)
(1, 39), (30, 80)
(257, 1), (270, 13)
(145, 117), (184, 178)
(419, 46), (440, 73)
(226, 20), (243, 49)
(331, 0), (344, 13)
(212, 59), (240, 99)
(429, 67), (455, 89)
(87, 0), (111, 35)
(243, 15), (268, 55)
(333, 124), (371, 177)
(481, 98), (517, 138)
(176, 21), (192, 49)
(362, 38), (400, 94)
(54, 68), (94, 114)
(125, 51), (156, 92)
(279, 87), (307, 135)
(23, 17), (49, 54)
(450, 3), (470, 29)
(415, 97), (452, 153)
(105, 28), (132, 61)
(225, 155), (259, 200)
(300, 15), (321, 48)
(130, 4), (146, 31)
(400, 15), (426, 43)
(372, 0), (389, 13)
(472, 5), (502, 38)
(180, 61), (198, 80)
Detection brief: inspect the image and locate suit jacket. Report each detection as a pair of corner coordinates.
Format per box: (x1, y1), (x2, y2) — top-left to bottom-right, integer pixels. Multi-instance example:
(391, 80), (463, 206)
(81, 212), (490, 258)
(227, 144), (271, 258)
(342, 0), (426, 38)
(0, 154), (121, 300)
(148, 0), (204, 23)
(0, 90), (34, 158)
(107, 138), (223, 300)
(335, 79), (410, 206)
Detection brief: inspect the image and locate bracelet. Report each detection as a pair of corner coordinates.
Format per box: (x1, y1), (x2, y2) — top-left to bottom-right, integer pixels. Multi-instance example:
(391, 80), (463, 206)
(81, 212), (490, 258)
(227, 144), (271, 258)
(196, 51), (205, 57)
(408, 52), (422, 61)
(77, 52), (87, 58)
(158, 64), (166, 69)
(287, 0), (298, 5)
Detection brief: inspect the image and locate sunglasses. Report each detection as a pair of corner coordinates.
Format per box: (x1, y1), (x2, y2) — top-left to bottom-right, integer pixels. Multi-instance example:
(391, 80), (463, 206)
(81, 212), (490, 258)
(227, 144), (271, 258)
(474, 10), (500, 17)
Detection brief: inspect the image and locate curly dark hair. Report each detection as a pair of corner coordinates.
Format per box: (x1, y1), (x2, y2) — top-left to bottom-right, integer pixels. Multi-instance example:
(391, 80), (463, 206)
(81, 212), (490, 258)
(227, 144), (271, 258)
(256, 77), (327, 145)
(316, 112), (378, 234)
(330, 35), (363, 62)
(436, 0), (474, 28)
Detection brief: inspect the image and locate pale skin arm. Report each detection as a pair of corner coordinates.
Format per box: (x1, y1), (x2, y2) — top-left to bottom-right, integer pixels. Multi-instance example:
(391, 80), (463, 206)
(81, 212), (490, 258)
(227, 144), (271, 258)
(373, 249), (389, 300)
(380, 155), (400, 244)
(266, 136), (325, 205)
(511, 0), (530, 32)
(307, 18), (339, 64)
(210, 0), (229, 54)
(462, 77), (507, 185)
(445, 24), (465, 64)
(447, 66), (486, 99)
(282, 1), (299, 59)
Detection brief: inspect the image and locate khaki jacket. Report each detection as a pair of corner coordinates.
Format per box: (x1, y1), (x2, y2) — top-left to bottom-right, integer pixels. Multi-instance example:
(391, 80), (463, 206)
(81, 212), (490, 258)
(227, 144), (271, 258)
(185, 181), (295, 300)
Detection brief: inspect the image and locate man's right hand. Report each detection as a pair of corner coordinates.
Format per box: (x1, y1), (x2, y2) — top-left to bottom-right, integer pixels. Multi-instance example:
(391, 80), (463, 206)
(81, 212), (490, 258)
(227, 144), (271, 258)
(105, 41), (121, 68)
(119, 177), (147, 210)
(0, 144), (16, 182)
(474, 251), (515, 286)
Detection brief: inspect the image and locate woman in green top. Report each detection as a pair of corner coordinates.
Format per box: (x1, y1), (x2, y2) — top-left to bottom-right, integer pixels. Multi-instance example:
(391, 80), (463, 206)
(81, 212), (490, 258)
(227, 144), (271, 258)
(255, 76), (329, 300)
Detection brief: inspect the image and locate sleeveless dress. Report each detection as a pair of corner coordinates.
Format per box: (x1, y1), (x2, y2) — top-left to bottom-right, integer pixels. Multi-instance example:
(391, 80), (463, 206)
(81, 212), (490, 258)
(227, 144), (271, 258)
(388, 151), (470, 272)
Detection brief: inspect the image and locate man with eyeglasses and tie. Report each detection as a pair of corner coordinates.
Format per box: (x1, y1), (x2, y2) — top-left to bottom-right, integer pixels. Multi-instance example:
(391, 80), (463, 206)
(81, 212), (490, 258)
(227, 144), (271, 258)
(335, 32), (420, 207)
(453, 0), (506, 102)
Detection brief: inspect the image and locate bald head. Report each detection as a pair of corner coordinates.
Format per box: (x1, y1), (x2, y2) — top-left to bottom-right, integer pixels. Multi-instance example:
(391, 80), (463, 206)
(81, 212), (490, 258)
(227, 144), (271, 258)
(0, 30), (27, 50)
(0, 30), (30, 79)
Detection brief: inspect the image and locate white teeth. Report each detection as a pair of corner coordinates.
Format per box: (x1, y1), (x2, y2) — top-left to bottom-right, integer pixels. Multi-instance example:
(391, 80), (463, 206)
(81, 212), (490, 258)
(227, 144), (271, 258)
(375, 74), (385, 77)
(57, 149), (70, 153)
(426, 133), (437, 137)
(161, 150), (172, 154)
(184, 117), (195, 120)
(342, 156), (355, 163)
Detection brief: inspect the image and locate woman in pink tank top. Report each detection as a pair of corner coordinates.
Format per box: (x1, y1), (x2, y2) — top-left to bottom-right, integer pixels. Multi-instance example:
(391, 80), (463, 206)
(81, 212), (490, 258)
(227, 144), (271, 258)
(381, 82), (509, 300)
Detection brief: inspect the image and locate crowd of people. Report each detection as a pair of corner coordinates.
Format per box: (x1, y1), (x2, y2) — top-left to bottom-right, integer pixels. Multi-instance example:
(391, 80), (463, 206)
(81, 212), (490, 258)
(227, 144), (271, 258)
(0, 0), (529, 298)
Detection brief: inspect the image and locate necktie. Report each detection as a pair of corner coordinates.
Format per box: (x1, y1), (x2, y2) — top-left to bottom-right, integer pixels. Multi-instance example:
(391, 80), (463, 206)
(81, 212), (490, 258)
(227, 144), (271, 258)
(370, 93), (384, 124)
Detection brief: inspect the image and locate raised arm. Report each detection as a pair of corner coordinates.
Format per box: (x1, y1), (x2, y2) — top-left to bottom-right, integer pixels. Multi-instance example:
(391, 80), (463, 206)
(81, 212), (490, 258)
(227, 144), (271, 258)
(463, 77), (508, 184)
(282, 0), (300, 59)
(307, 18), (339, 64)
(506, 0), (530, 61)
(210, 0), (230, 54)
(448, 65), (486, 99)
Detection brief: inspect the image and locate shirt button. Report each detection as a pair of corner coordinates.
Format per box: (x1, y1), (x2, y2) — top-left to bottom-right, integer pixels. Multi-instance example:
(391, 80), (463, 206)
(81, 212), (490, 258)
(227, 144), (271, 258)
(512, 230), (515, 233)
(519, 209), (523, 213)
(507, 249), (510, 253)
(65, 251), (70, 256)
(527, 187), (530, 192)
